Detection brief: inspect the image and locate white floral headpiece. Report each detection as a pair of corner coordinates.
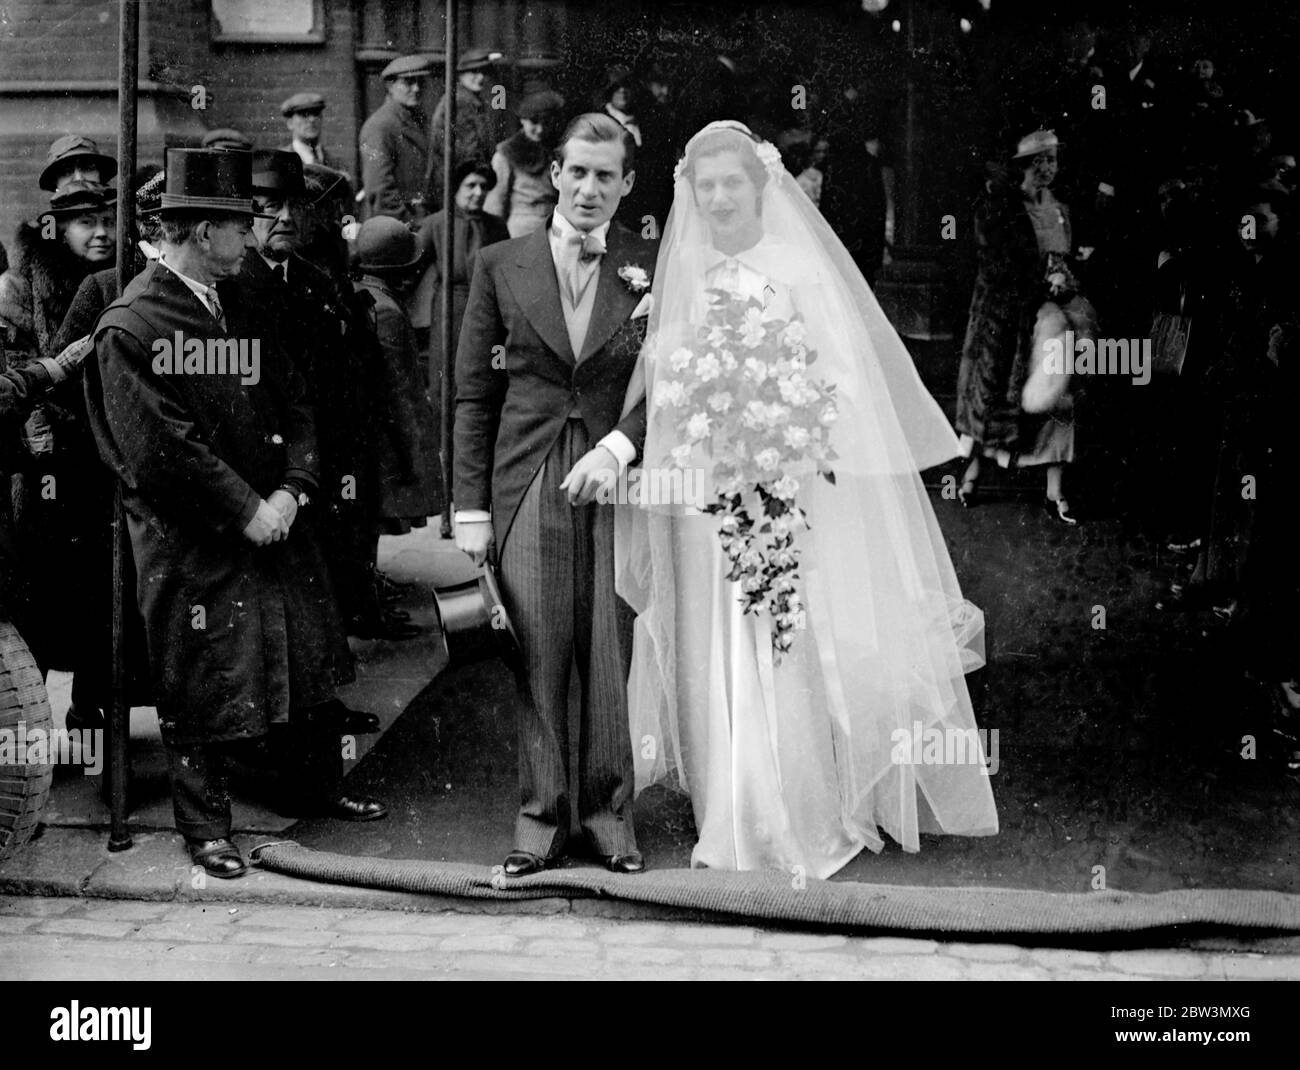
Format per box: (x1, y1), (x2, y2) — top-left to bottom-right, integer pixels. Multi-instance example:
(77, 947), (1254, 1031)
(674, 122), (785, 183)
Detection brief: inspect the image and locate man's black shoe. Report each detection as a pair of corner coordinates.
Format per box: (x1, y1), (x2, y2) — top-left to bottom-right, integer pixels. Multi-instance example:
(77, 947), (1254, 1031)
(327, 794), (388, 821)
(502, 850), (550, 877)
(601, 851), (646, 874)
(185, 837), (247, 879)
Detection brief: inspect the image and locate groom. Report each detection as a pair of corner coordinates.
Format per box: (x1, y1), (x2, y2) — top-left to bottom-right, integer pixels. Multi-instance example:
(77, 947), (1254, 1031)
(453, 113), (655, 876)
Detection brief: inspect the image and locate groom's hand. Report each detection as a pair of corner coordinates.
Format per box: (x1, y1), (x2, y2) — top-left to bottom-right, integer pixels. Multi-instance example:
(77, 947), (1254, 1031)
(560, 445), (618, 507)
(455, 519), (493, 566)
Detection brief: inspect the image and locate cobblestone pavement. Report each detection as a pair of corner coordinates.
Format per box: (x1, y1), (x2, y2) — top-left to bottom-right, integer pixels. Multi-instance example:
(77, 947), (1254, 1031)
(2, 895), (1297, 981)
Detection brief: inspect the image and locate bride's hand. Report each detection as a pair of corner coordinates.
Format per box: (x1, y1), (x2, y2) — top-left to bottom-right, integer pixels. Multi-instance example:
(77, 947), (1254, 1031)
(560, 445), (619, 507)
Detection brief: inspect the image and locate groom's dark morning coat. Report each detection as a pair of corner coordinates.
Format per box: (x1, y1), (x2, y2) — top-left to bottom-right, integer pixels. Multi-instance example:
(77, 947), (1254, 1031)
(453, 219), (651, 553)
(453, 215), (654, 858)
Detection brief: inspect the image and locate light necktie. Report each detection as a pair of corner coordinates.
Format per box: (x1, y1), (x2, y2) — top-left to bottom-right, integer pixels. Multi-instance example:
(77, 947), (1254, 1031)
(207, 288), (226, 331)
(556, 227), (605, 307)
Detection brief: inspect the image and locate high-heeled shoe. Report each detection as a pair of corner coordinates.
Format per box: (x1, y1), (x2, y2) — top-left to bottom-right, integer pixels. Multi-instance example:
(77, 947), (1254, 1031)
(1043, 496), (1078, 525)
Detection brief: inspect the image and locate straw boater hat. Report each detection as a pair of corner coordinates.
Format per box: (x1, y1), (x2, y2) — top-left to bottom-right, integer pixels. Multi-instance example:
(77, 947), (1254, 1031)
(158, 148), (256, 215)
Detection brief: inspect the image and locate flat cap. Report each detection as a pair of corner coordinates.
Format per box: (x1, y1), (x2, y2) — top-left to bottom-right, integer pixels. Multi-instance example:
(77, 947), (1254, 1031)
(280, 91), (326, 116)
(458, 47), (504, 72)
(381, 54), (435, 80)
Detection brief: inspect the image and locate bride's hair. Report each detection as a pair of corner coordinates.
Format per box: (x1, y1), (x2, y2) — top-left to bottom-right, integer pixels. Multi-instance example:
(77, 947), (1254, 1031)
(680, 127), (768, 197)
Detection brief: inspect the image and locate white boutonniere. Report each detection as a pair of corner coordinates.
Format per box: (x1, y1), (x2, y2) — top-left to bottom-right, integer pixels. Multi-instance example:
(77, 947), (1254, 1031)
(618, 263), (650, 294)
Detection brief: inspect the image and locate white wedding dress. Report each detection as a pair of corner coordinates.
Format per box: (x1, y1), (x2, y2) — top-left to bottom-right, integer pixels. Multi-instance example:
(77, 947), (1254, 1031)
(616, 123), (998, 878)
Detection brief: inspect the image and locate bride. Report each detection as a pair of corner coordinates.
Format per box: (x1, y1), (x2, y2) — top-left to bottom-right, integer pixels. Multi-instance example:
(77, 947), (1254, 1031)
(615, 121), (998, 878)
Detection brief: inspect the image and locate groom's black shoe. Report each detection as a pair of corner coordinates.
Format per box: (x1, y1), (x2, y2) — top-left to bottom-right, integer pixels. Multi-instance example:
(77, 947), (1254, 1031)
(601, 851), (646, 875)
(503, 850), (551, 877)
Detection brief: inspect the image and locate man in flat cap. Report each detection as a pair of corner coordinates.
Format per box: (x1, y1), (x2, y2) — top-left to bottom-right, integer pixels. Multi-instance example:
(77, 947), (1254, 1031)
(360, 54), (434, 221)
(39, 134), (118, 194)
(85, 148), (387, 881)
(427, 47), (504, 211)
(280, 92), (341, 170)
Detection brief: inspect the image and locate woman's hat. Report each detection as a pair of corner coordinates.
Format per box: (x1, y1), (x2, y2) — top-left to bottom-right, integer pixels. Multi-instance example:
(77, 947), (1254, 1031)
(45, 180), (117, 217)
(1013, 129), (1062, 158)
(39, 135), (118, 192)
(458, 47), (504, 73)
(355, 215), (422, 270)
(158, 148), (256, 216)
(517, 89), (565, 120)
(452, 158), (497, 193)
(431, 562), (520, 670)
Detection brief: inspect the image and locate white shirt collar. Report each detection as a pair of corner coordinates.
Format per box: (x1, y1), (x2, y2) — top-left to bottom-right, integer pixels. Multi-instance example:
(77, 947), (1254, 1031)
(157, 253), (221, 312)
(291, 136), (321, 164)
(262, 253), (289, 279)
(550, 212), (611, 245)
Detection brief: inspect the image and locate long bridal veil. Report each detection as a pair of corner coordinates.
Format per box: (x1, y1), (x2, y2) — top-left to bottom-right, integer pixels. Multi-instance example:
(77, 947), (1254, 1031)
(615, 121), (997, 852)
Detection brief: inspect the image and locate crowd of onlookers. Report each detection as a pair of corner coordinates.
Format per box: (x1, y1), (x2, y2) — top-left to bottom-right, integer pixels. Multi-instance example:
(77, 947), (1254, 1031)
(959, 19), (1299, 759)
(1, 22), (1295, 785)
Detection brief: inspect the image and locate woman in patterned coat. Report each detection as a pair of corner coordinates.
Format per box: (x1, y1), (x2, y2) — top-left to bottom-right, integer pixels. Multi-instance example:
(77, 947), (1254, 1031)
(954, 131), (1095, 524)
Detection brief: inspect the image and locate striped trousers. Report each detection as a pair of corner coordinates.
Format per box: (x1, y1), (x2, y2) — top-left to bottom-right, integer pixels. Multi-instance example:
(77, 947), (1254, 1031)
(497, 419), (638, 859)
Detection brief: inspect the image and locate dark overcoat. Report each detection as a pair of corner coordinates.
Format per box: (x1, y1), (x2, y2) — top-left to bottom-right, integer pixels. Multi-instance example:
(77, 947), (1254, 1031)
(419, 207), (509, 458)
(452, 218), (652, 553)
(354, 274), (443, 522)
(85, 261), (351, 746)
(359, 98), (430, 220)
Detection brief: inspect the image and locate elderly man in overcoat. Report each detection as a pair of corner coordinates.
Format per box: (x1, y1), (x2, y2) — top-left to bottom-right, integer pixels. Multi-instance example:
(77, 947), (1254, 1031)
(85, 149), (387, 880)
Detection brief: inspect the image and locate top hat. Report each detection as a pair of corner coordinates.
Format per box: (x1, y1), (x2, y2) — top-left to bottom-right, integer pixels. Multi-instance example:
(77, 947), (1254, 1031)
(281, 91), (326, 117)
(159, 149), (256, 216)
(459, 47), (503, 73)
(1013, 129), (1062, 158)
(45, 180), (117, 217)
(135, 168), (166, 216)
(252, 149), (306, 197)
(382, 54), (436, 80)
(430, 562), (520, 670)
(39, 135), (118, 192)
(201, 128), (254, 151)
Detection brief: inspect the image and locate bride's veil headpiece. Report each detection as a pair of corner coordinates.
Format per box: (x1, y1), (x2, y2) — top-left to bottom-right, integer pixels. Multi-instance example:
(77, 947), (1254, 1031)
(615, 121), (996, 854)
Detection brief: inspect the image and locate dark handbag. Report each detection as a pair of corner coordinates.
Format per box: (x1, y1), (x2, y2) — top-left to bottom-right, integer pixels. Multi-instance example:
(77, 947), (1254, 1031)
(1151, 284), (1192, 377)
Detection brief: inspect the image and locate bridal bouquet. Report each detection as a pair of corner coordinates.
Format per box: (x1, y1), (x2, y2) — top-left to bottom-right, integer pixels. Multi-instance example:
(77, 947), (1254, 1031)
(652, 288), (839, 658)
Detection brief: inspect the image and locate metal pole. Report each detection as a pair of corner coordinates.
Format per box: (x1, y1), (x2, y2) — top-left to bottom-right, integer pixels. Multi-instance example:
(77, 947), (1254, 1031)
(107, 0), (139, 853)
(438, 0), (457, 539)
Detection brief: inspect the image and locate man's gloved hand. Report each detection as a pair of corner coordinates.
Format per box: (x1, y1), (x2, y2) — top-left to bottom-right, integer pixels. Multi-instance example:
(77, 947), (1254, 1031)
(455, 518), (493, 566)
(242, 498), (290, 546)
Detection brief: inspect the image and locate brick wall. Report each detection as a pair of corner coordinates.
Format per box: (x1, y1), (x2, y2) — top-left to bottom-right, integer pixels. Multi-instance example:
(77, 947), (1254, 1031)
(0, 0), (359, 250)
